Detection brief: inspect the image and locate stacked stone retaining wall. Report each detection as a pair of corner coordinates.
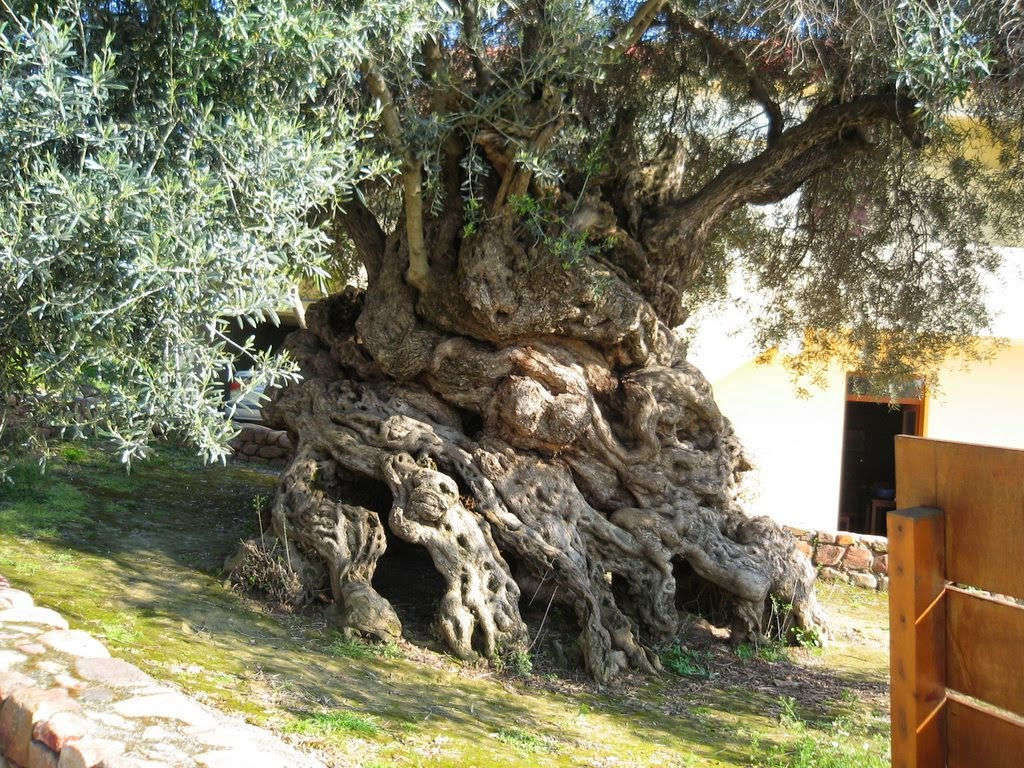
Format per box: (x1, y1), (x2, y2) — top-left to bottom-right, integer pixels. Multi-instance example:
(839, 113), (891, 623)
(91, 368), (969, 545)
(227, 425), (292, 463)
(786, 527), (889, 591)
(0, 574), (324, 768)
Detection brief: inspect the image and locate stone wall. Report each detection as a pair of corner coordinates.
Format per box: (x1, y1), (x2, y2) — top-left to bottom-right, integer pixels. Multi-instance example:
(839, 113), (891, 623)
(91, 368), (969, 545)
(227, 425), (292, 463)
(787, 527), (889, 591)
(0, 573), (325, 768)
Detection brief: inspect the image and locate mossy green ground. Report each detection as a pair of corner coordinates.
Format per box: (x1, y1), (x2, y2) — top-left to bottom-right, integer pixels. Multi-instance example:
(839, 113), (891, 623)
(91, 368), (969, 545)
(0, 444), (891, 767)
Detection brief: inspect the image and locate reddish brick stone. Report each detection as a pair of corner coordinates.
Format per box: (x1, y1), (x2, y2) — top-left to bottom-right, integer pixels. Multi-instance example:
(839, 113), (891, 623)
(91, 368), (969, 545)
(37, 631), (109, 660)
(28, 739), (60, 768)
(73, 659), (151, 689)
(814, 544), (844, 567)
(842, 546), (873, 571)
(0, 589), (34, 610)
(794, 541), (813, 558)
(816, 531), (836, 544)
(34, 711), (89, 752)
(112, 693), (214, 727)
(0, 608), (68, 630)
(835, 533), (856, 547)
(242, 443), (259, 456)
(52, 675), (87, 695)
(0, 670), (33, 699)
(0, 687), (78, 767)
(56, 737), (125, 768)
(872, 554), (889, 574)
(849, 572), (878, 590)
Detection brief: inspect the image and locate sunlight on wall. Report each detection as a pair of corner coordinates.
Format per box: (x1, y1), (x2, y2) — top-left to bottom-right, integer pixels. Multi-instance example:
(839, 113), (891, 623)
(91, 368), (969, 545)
(711, 358), (847, 530)
(927, 342), (1024, 450)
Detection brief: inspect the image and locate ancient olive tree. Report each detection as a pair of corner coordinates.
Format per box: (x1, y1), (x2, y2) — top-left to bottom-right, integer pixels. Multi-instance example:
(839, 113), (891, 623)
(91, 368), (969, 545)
(3, 1), (1023, 681)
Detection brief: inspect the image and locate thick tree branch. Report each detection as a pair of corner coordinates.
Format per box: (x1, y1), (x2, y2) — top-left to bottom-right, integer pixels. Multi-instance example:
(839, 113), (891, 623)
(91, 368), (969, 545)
(362, 62), (430, 293)
(672, 11), (784, 146)
(607, 0), (668, 58)
(459, 0), (491, 91)
(636, 90), (919, 323)
(334, 194), (386, 281)
(653, 91), (918, 238)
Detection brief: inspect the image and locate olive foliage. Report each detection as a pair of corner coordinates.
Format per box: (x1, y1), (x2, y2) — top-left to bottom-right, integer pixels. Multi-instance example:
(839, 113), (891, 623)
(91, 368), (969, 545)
(2, 0), (1022, 458)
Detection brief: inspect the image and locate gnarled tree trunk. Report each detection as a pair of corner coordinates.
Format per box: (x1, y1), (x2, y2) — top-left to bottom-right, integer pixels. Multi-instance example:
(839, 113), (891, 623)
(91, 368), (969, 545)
(257, 210), (825, 683)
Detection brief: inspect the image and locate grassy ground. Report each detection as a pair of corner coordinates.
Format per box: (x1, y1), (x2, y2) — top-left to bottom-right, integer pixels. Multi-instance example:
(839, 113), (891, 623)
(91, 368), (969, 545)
(0, 443), (891, 768)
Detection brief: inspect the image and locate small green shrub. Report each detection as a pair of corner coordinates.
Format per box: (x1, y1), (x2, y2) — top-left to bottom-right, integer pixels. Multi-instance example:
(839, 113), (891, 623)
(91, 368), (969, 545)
(736, 641), (789, 663)
(778, 695), (799, 726)
(662, 645), (711, 679)
(733, 647), (786, 663)
(495, 647), (533, 676)
(59, 444), (91, 464)
(789, 626), (823, 649)
(758, 641), (790, 663)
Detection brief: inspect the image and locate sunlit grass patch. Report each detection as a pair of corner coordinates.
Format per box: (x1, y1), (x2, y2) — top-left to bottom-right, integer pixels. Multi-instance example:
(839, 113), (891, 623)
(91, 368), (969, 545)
(326, 633), (401, 661)
(0, 467), (90, 538)
(59, 444), (93, 464)
(100, 615), (142, 645)
(494, 726), (554, 753)
(285, 710), (380, 738)
(748, 696), (888, 768)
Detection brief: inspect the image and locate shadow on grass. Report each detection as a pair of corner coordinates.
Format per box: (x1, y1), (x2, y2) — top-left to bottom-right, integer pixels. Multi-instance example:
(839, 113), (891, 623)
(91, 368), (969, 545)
(0, 443), (890, 767)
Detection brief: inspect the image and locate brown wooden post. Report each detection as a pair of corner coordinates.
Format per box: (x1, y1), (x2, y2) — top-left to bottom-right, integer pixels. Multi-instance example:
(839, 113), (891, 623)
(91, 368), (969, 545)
(888, 507), (946, 768)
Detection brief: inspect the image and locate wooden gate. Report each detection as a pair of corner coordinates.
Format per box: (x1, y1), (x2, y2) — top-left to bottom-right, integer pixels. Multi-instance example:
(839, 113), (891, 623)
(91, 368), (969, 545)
(889, 436), (1024, 768)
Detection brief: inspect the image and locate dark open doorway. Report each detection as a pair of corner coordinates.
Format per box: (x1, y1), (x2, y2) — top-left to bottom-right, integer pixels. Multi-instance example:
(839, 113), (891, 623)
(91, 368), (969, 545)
(838, 378), (924, 535)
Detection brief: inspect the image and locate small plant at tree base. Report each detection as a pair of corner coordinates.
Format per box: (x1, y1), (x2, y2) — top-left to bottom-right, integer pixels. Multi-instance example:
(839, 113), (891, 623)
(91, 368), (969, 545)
(735, 641), (789, 663)
(226, 538), (307, 608)
(494, 646), (533, 677)
(661, 645), (711, 679)
(788, 626), (823, 649)
(327, 634), (401, 661)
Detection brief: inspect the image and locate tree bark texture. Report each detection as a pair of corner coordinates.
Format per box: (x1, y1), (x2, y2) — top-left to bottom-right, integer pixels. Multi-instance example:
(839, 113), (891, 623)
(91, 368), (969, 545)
(254, 212), (825, 683)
